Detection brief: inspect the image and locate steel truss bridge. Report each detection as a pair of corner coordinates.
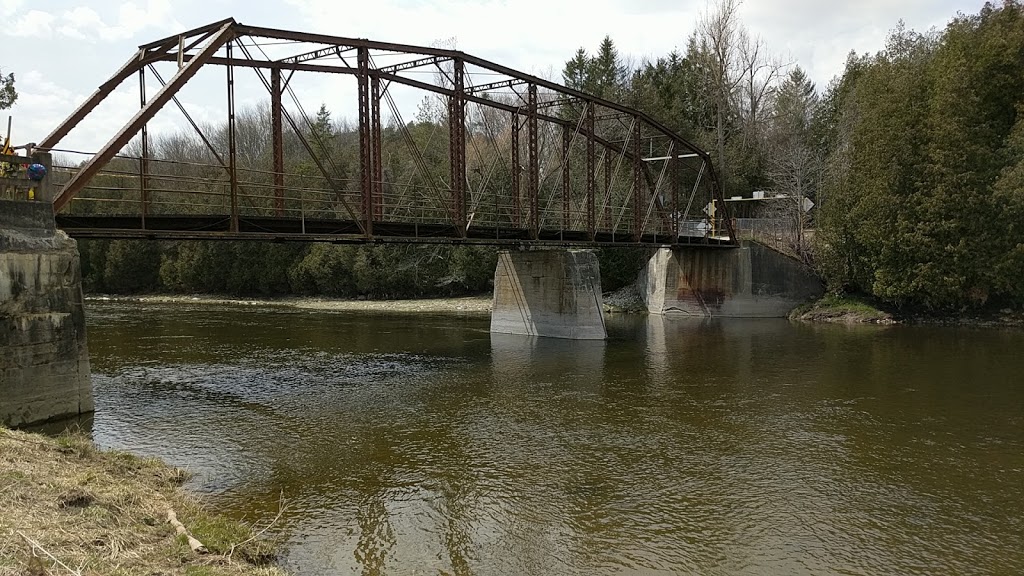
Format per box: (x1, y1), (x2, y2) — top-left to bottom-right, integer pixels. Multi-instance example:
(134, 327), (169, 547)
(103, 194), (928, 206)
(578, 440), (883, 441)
(41, 19), (736, 247)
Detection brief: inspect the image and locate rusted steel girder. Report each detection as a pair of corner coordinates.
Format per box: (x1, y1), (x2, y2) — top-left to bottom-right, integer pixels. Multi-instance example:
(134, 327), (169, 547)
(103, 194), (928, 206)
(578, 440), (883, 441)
(377, 55), (450, 74)
(527, 84), (539, 240)
(38, 50), (143, 150)
(142, 48), (665, 183)
(42, 18), (238, 151)
(371, 76), (383, 222)
(52, 21), (235, 211)
(449, 58), (467, 236)
(232, 22), (715, 162)
(226, 40), (239, 233)
(280, 45), (354, 65)
(357, 47), (373, 238)
(43, 19), (734, 245)
(511, 113), (521, 227)
(586, 105), (596, 240)
(467, 78), (526, 94)
(233, 42), (365, 234)
(271, 68), (284, 216)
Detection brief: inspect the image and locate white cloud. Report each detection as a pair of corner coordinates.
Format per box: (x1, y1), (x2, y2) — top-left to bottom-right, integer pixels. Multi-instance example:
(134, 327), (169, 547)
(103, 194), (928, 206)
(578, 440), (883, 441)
(56, 0), (182, 43)
(738, 0), (975, 87)
(0, 0), (25, 17)
(4, 0), (988, 154)
(7, 9), (55, 38)
(282, 0), (980, 88)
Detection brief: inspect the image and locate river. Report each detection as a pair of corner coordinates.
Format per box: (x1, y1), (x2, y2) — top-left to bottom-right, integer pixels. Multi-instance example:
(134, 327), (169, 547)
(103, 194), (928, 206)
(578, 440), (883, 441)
(81, 301), (1023, 575)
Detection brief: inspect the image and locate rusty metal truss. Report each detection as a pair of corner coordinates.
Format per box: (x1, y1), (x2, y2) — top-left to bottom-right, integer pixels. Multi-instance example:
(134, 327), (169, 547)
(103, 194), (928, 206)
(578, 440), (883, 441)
(41, 18), (737, 247)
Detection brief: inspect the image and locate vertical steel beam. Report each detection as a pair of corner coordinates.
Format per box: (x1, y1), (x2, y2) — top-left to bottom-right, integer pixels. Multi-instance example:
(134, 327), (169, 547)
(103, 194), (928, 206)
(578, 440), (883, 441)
(138, 68), (149, 229)
(511, 113), (520, 227)
(357, 46), (373, 238)
(448, 58), (467, 235)
(527, 84), (539, 239)
(562, 125), (570, 232)
(586, 105), (596, 240)
(632, 118), (642, 241)
(271, 68), (284, 216)
(672, 144), (681, 240)
(227, 40), (239, 233)
(371, 75), (383, 222)
(603, 151), (612, 232)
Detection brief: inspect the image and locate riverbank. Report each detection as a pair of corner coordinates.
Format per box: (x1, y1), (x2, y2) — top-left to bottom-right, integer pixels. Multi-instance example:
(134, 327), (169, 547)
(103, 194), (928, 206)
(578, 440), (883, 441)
(0, 427), (286, 576)
(84, 292), (1023, 327)
(89, 291), (650, 315)
(790, 294), (1024, 328)
(86, 293), (493, 314)
(789, 295), (896, 325)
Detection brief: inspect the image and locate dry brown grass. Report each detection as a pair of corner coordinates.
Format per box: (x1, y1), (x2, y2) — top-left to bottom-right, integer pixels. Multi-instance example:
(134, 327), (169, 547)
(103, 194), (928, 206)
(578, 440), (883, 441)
(0, 427), (287, 576)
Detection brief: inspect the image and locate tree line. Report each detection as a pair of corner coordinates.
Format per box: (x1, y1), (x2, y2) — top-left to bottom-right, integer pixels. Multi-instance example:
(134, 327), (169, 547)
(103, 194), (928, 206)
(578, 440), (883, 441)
(563, 0), (1023, 312)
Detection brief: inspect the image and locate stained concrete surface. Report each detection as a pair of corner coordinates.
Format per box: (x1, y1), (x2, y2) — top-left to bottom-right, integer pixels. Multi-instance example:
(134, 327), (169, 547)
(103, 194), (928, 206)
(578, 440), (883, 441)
(640, 243), (824, 317)
(490, 250), (606, 340)
(1, 199), (92, 427)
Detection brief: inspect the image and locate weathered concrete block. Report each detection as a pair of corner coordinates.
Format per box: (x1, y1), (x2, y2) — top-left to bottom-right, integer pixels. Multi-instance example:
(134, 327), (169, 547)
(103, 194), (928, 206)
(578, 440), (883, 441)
(0, 199), (56, 236)
(490, 249), (606, 340)
(641, 242), (823, 318)
(1, 219), (92, 427)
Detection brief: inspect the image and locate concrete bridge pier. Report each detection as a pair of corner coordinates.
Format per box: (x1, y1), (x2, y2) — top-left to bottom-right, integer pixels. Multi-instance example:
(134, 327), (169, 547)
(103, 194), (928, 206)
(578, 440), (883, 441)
(640, 243), (823, 317)
(1, 153), (93, 427)
(490, 249), (606, 340)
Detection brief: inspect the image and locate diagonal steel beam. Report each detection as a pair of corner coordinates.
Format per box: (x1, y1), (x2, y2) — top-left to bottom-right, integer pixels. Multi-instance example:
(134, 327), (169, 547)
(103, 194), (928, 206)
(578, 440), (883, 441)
(39, 50), (144, 150)
(53, 21), (235, 211)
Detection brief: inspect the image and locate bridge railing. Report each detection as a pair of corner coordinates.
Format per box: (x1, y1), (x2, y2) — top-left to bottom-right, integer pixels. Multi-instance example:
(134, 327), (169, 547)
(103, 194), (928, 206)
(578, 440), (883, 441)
(51, 146), (693, 242)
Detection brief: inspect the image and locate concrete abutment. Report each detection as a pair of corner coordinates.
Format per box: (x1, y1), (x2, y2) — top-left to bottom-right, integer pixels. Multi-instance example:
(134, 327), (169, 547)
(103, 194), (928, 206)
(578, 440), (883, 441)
(640, 242), (824, 317)
(1, 157), (93, 427)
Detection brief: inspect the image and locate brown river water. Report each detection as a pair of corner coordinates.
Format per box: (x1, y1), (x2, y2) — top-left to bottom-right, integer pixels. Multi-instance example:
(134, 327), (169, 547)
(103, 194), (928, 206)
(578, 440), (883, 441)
(80, 301), (1023, 575)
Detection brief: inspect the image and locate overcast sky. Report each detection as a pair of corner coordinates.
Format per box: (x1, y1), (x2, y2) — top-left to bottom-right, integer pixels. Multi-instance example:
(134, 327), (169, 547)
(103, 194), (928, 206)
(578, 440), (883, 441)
(2, 0), (981, 153)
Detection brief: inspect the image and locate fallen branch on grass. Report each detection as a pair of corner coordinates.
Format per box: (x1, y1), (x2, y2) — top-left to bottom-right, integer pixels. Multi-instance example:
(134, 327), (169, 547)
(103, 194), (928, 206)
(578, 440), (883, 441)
(17, 531), (83, 576)
(167, 509), (208, 554)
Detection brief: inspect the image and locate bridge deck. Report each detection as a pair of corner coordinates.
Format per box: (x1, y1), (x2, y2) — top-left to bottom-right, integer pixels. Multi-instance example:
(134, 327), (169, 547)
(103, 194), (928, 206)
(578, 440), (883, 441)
(56, 215), (735, 247)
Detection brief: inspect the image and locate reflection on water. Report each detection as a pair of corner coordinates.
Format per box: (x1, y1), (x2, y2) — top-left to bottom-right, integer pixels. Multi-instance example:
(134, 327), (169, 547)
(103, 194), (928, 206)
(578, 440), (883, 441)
(84, 302), (1024, 575)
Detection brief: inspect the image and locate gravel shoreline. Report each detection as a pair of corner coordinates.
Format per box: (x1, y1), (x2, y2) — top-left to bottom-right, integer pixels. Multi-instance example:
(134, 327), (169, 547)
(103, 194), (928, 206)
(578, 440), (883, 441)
(85, 293), (494, 314)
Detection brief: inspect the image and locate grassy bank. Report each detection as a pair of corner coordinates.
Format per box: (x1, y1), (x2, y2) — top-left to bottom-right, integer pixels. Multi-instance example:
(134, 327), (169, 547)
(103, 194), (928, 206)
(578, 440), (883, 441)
(0, 427), (286, 576)
(790, 294), (896, 325)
